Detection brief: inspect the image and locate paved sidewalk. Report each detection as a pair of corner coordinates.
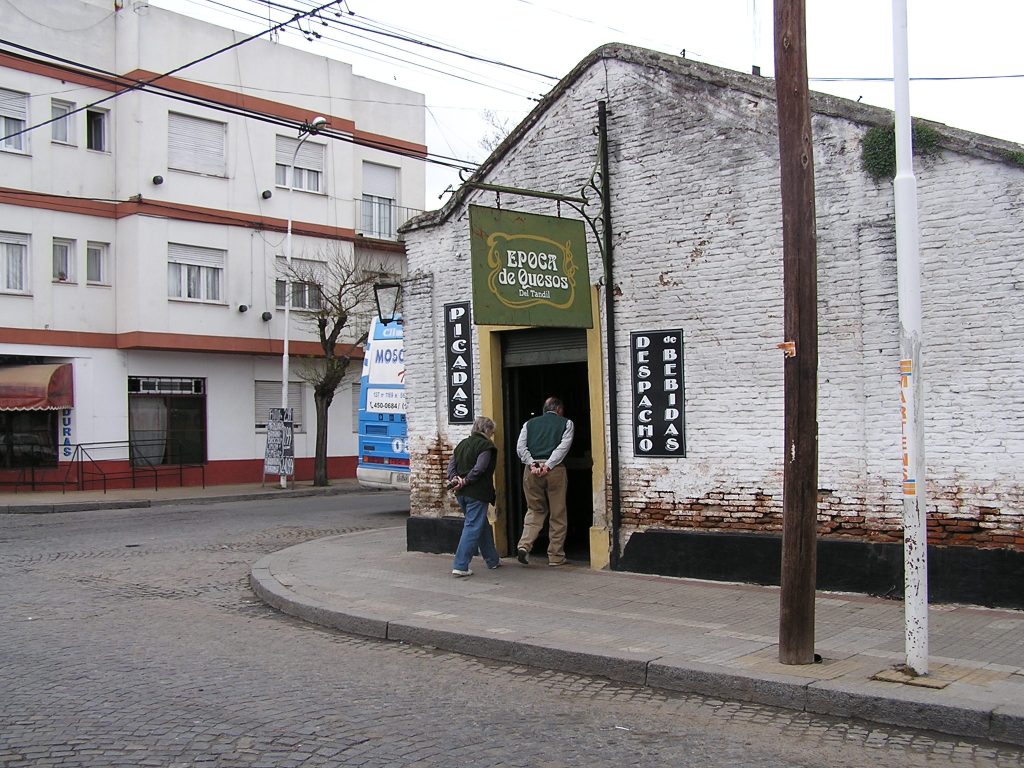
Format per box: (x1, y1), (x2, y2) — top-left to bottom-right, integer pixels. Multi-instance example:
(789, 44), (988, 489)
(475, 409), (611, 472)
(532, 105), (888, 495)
(251, 527), (1024, 748)
(0, 479), (365, 514)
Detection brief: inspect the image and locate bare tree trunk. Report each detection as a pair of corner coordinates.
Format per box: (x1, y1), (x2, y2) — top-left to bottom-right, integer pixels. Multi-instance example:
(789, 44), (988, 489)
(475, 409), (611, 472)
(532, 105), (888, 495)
(286, 251), (377, 487)
(313, 389), (331, 486)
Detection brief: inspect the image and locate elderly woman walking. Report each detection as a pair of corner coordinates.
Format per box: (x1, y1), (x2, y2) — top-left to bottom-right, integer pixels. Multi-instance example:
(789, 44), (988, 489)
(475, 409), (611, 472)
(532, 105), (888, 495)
(447, 416), (501, 577)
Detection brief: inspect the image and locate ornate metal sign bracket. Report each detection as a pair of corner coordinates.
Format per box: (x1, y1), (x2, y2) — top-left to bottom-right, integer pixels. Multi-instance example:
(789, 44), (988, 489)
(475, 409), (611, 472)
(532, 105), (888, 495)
(461, 126), (610, 271)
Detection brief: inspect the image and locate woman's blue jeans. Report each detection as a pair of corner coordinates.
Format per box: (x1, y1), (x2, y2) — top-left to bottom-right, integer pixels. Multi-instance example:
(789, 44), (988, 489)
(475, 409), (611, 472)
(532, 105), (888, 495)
(453, 495), (500, 571)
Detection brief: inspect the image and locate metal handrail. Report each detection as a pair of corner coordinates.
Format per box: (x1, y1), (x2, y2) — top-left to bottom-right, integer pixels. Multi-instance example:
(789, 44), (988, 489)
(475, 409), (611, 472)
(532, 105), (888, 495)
(68, 439), (206, 493)
(2, 439), (207, 493)
(354, 199), (422, 241)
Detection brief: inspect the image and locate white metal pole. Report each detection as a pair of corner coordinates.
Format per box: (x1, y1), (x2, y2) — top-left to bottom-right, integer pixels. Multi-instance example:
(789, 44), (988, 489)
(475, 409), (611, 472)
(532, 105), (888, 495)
(892, 0), (928, 676)
(280, 133), (306, 489)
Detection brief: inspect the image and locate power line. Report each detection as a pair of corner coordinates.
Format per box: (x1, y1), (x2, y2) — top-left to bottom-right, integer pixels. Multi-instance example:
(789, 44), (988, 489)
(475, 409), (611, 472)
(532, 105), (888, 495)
(0, 42), (477, 172)
(0, 0), (344, 145)
(193, 0), (546, 100)
(232, 0), (559, 79)
(812, 74), (1024, 83)
(187, 1), (1024, 96)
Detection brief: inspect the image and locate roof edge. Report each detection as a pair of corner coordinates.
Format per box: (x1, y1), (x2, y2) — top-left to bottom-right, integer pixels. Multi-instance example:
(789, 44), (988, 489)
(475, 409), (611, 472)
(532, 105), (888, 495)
(402, 43), (1024, 234)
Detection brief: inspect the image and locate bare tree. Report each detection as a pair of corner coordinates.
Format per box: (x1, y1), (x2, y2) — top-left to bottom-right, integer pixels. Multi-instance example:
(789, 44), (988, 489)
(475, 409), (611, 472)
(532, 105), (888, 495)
(479, 108), (513, 155)
(285, 248), (392, 486)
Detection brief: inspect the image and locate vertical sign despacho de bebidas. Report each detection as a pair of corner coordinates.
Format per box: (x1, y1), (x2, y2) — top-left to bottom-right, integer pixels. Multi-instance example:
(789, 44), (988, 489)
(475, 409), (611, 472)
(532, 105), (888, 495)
(630, 330), (685, 457)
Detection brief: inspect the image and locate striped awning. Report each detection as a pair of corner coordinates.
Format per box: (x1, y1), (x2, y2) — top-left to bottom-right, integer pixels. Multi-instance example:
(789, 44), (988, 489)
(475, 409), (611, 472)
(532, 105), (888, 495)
(0, 364), (74, 411)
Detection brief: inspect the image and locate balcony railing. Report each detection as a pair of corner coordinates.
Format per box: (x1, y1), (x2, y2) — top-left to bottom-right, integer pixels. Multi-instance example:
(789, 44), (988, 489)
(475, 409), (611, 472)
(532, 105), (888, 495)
(355, 199), (422, 241)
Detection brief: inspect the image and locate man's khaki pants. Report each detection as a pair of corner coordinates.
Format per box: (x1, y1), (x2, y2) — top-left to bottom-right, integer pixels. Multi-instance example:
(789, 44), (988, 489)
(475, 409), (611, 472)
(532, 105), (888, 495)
(517, 464), (568, 563)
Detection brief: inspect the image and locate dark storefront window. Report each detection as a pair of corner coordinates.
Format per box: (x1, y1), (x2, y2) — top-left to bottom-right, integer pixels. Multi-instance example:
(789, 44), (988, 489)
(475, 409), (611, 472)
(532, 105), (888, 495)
(0, 411), (58, 468)
(127, 377), (207, 465)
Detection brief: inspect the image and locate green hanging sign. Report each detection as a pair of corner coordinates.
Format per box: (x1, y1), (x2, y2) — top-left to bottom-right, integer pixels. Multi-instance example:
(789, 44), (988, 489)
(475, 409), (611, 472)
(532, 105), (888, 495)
(469, 205), (592, 328)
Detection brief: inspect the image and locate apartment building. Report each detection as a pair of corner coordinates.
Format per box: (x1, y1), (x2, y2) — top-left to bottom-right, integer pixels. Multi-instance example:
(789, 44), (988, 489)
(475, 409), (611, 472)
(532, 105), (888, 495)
(0, 0), (425, 486)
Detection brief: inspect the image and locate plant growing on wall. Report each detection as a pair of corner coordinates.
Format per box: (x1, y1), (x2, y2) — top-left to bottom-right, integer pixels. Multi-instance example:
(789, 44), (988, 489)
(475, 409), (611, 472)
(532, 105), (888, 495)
(861, 121), (941, 181)
(286, 249), (397, 486)
(1005, 150), (1024, 168)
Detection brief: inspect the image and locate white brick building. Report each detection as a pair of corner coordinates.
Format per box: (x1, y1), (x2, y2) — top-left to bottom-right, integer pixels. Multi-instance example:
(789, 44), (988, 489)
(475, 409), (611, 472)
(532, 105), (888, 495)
(400, 45), (1024, 606)
(0, 0), (424, 487)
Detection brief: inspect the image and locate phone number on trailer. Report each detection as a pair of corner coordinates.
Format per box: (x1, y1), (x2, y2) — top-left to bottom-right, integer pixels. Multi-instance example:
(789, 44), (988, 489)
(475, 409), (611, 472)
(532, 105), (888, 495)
(367, 390), (407, 413)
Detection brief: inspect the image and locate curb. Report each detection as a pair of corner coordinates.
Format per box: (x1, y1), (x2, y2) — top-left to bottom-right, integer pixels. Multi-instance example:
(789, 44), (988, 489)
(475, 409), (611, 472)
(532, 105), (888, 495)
(2, 499), (155, 514)
(150, 486), (363, 508)
(2, 484), (371, 515)
(249, 553), (1024, 748)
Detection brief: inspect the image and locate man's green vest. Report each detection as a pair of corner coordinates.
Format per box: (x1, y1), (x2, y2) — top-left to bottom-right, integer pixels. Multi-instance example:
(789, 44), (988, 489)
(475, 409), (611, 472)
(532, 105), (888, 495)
(526, 413), (567, 461)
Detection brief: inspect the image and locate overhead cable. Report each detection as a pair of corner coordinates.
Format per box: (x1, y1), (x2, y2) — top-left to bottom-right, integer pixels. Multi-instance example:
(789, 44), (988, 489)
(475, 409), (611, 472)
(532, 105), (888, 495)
(0, 0), (344, 145)
(0, 42), (476, 172)
(197, 0), (546, 100)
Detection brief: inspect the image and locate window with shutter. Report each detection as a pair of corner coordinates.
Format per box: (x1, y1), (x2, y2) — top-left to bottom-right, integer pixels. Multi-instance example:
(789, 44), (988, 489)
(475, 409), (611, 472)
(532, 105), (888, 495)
(254, 380), (304, 432)
(0, 88), (28, 152)
(168, 112), (226, 176)
(275, 135), (325, 192)
(167, 243), (224, 302)
(360, 162), (399, 238)
(275, 257), (324, 310)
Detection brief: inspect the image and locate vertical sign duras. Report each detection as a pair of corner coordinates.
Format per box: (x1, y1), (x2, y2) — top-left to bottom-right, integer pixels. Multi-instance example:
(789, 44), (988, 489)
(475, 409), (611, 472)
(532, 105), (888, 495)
(445, 302), (474, 424)
(630, 330), (685, 457)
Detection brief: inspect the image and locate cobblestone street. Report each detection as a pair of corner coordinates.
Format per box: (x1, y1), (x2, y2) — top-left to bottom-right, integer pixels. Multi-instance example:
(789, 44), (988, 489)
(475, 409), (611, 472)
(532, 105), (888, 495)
(1, 494), (1021, 767)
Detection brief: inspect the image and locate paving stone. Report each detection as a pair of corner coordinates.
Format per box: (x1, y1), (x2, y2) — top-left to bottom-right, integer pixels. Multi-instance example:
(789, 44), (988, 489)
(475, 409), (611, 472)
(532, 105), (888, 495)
(2, 494), (1022, 766)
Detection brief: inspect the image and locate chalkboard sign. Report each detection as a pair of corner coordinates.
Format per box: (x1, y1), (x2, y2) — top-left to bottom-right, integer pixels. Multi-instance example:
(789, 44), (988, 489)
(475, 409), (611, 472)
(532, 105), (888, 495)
(264, 407), (295, 477)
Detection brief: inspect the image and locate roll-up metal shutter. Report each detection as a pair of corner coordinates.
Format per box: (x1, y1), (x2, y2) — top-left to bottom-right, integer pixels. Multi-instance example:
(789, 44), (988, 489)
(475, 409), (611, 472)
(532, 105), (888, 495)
(168, 112), (226, 175)
(362, 162), (398, 198)
(0, 88), (28, 120)
(275, 135), (325, 172)
(254, 380), (303, 431)
(502, 328), (587, 368)
(167, 242), (225, 266)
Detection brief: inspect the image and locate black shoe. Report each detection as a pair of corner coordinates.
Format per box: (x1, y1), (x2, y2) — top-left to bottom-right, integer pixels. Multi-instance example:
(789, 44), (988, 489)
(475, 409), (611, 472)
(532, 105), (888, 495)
(516, 548), (529, 565)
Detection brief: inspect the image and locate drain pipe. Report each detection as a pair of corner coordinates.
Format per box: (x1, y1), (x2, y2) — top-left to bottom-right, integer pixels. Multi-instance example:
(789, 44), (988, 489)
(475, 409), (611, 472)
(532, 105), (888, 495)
(598, 100), (622, 570)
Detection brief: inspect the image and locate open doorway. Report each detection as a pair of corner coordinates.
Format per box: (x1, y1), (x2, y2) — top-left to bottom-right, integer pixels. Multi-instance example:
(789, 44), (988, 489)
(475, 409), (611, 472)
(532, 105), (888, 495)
(501, 328), (592, 562)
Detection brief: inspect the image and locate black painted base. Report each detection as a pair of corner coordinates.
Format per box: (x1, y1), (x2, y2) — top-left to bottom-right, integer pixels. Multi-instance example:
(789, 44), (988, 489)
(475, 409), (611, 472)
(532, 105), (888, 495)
(407, 518), (1024, 609)
(619, 529), (1024, 610)
(407, 516), (464, 554)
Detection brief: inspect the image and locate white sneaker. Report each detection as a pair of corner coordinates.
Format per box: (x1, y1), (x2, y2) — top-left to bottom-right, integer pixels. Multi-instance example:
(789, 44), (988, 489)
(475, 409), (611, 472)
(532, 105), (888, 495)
(451, 568), (473, 577)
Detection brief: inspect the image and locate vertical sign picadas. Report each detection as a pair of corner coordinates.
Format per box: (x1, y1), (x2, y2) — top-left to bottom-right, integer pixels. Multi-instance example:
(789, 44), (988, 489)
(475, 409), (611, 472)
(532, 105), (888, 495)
(444, 301), (474, 424)
(469, 205), (592, 328)
(630, 330), (686, 457)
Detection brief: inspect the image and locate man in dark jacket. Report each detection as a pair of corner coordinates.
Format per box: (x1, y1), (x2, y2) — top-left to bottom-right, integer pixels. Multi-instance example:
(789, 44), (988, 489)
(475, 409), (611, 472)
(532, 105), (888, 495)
(447, 416), (500, 577)
(515, 397), (574, 567)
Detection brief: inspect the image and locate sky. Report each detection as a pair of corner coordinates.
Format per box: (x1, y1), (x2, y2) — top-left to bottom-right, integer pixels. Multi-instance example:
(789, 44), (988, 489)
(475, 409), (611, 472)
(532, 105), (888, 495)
(146, 0), (1024, 204)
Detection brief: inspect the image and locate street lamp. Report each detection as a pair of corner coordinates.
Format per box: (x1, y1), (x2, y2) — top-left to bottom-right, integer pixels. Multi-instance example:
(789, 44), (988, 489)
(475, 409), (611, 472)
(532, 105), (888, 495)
(281, 115), (327, 488)
(373, 281), (402, 325)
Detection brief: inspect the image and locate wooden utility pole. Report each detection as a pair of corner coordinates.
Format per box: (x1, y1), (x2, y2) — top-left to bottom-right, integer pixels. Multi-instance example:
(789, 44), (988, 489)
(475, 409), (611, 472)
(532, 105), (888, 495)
(774, 0), (819, 665)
